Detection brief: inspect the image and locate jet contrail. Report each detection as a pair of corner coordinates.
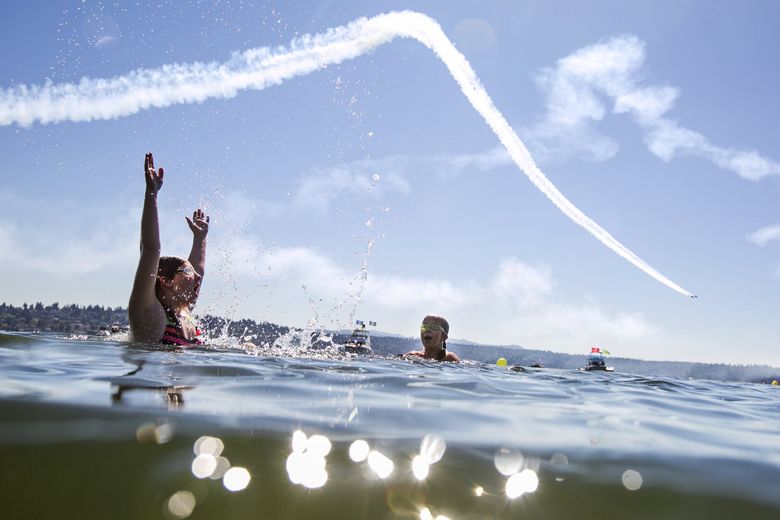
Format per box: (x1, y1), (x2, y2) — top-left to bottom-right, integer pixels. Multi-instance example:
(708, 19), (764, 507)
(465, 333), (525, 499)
(0, 11), (695, 297)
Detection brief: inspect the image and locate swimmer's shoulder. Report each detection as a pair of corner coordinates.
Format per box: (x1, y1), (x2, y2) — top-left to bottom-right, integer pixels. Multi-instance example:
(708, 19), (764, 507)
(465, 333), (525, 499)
(444, 351), (460, 362)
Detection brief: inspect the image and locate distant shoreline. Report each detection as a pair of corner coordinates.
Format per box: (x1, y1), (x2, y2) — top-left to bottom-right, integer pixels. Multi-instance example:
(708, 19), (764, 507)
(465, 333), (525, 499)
(2, 302), (778, 383)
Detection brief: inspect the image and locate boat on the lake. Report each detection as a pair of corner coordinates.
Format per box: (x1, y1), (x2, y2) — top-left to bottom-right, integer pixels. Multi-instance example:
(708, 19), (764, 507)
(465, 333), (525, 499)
(581, 346), (614, 372)
(342, 320), (373, 354)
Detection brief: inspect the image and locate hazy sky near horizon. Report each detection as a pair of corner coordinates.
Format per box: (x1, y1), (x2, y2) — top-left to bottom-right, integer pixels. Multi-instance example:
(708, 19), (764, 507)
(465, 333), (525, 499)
(1, 0), (778, 366)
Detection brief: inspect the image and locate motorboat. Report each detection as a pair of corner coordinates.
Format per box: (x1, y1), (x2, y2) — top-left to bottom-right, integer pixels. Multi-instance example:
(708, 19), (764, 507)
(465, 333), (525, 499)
(343, 322), (372, 354)
(581, 346), (614, 372)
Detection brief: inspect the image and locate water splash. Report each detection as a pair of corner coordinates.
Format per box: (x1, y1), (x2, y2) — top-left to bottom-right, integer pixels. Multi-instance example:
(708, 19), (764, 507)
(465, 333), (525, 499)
(0, 11), (694, 297)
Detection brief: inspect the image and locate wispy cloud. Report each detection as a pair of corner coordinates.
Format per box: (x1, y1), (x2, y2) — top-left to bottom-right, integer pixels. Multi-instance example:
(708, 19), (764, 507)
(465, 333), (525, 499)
(526, 35), (780, 180)
(0, 190), (198, 280)
(747, 224), (780, 247)
(369, 257), (657, 350)
(0, 190), (138, 276)
(0, 194), (143, 307)
(220, 148), (509, 219)
(291, 147), (509, 212)
(94, 35), (118, 48)
(292, 158), (411, 213)
(0, 219), (135, 275)
(207, 239), (655, 348)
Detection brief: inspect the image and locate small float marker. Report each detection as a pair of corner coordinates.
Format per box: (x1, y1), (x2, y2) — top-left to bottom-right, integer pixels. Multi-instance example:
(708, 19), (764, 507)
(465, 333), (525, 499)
(496, 358), (507, 367)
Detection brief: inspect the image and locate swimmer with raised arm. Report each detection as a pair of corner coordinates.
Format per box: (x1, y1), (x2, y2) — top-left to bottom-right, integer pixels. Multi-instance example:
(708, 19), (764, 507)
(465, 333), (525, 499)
(406, 315), (460, 362)
(128, 153), (210, 345)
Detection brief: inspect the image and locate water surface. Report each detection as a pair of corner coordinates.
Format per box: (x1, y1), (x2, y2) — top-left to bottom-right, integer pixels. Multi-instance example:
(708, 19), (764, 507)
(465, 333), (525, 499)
(1, 332), (778, 519)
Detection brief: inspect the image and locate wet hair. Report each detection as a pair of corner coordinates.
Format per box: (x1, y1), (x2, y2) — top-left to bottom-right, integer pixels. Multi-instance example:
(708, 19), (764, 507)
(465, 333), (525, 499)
(423, 315), (449, 335)
(157, 256), (186, 282)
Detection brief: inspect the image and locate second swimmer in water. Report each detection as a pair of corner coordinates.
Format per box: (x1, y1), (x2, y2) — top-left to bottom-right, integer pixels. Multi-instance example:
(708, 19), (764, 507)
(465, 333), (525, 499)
(405, 315), (460, 362)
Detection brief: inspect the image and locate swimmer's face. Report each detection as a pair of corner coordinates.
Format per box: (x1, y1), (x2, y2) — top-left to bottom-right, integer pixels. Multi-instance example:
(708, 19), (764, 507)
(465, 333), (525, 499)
(420, 318), (446, 349)
(170, 261), (202, 305)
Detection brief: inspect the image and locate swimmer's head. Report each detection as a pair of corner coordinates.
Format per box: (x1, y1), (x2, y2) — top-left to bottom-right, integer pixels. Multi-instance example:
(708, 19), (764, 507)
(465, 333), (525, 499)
(156, 256), (201, 308)
(157, 256), (186, 281)
(420, 315), (449, 349)
(422, 315), (449, 334)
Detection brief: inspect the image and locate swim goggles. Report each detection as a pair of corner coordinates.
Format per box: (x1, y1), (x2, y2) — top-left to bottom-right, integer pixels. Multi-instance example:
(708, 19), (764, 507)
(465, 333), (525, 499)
(176, 265), (196, 277)
(420, 323), (445, 333)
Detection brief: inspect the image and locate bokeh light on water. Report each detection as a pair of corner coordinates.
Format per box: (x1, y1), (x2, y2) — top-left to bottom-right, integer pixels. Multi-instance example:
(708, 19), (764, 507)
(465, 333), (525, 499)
(622, 469), (643, 491)
(194, 435), (224, 456)
(191, 454), (218, 479)
(419, 433), (446, 464)
(419, 507), (451, 520)
(550, 452), (569, 482)
(505, 469), (539, 499)
(223, 467), (251, 492)
(412, 454), (430, 480)
(494, 447), (524, 476)
(165, 490), (196, 519)
(286, 451), (328, 488)
(349, 439), (370, 462)
(191, 437), (226, 479)
(306, 434), (332, 457)
(209, 456), (231, 480)
(291, 430), (307, 453)
(367, 450), (394, 479)
(286, 430), (330, 488)
(411, 433), (446, 481)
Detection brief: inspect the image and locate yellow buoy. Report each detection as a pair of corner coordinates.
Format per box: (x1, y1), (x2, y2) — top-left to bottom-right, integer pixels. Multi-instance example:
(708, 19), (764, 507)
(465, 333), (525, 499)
(772, 380), (778, 386)
(496, 357), (507, 367)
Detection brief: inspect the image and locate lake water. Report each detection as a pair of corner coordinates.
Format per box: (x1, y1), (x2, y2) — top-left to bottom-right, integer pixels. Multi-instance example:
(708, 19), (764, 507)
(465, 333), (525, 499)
(1, 331), (779, 519)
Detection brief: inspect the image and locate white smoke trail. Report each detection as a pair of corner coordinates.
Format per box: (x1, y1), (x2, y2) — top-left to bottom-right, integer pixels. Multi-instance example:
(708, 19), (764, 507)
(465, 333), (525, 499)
(0, 11), (695, 297)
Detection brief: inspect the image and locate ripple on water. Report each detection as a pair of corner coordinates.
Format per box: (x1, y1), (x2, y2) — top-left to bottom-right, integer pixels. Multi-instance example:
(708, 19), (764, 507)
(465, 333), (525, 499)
(2, 333), (779, 476)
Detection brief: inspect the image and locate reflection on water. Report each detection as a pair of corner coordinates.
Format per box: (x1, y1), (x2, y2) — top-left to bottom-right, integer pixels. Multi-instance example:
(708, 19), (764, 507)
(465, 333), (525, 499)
(135, 422), (175, 444)
(112, 384), (191, 407)
(1, 332), (779, 518)
(109, 359), (194, 408)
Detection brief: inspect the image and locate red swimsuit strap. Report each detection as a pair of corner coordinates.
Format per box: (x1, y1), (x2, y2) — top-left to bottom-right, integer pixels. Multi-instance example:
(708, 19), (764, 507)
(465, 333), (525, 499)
(161, 312), (203, 346)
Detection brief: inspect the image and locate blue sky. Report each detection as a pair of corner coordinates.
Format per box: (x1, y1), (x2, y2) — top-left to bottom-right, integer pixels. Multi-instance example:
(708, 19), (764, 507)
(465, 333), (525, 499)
(1, 0), (779, 366)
